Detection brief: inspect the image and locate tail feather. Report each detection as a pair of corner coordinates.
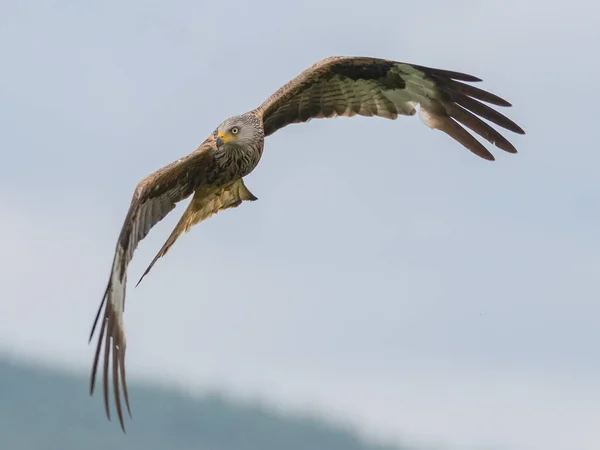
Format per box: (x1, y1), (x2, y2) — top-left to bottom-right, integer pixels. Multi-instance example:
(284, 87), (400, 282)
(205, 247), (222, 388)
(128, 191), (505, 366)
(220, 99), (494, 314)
(135, 178), (258, 287)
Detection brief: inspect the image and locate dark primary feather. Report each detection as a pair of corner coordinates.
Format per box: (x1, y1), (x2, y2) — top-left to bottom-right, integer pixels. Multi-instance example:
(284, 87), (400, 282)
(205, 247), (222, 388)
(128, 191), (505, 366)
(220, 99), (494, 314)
(258, 56), (525, 160)
(88, 139), (218, 431)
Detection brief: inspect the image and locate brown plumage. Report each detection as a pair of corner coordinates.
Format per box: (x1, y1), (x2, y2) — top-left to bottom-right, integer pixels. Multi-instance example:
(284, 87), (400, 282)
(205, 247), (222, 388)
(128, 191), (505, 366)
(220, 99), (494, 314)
(89, 56), (525, 431)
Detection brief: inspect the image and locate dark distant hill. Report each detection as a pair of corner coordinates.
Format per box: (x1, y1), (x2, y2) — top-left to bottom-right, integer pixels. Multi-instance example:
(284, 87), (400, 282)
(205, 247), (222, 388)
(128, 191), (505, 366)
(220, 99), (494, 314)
(0, 358), (412, 450)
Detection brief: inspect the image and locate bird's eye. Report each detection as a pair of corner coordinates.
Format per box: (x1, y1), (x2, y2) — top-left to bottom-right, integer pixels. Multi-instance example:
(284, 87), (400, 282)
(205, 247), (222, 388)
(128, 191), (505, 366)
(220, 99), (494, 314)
(231, 127), (239, 135)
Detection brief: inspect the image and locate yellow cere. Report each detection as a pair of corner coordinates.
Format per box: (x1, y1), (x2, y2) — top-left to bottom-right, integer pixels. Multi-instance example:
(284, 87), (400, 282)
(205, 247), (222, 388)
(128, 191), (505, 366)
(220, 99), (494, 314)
(217, 130), (237, 144)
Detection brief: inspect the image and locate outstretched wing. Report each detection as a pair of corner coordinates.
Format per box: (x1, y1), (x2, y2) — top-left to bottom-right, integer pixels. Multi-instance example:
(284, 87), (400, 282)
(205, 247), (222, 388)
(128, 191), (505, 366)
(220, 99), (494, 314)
(88, 138), (217, 431)
(258, 56), (525, 160)
(135, 178), (258, 287)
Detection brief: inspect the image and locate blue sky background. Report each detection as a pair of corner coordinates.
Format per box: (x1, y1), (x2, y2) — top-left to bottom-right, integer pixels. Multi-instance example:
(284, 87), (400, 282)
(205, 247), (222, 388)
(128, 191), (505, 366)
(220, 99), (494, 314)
(1, 1), (598, 449)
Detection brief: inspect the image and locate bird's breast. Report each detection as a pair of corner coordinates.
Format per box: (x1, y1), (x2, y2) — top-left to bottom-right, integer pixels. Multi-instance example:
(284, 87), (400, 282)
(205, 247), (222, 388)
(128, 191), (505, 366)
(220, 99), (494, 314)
(214, 141), (264, 180)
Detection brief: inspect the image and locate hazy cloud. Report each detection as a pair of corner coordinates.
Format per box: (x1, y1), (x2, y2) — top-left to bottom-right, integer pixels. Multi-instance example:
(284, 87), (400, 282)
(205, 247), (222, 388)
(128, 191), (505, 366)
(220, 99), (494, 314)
(1, 1), (598, 450)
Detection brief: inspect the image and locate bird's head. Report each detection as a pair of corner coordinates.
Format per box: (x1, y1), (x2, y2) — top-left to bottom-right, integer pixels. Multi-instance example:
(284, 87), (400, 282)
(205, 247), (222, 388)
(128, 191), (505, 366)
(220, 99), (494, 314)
(214, 114), (262, 149)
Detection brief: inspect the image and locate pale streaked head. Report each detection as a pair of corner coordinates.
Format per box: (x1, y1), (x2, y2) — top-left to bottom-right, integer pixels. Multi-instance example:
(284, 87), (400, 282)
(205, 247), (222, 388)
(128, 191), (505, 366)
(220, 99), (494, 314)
(215, 113), (262, 149)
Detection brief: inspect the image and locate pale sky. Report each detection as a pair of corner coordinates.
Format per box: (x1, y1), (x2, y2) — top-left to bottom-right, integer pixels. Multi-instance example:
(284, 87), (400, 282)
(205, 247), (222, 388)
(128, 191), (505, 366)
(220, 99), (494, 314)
(1, 1), (599, 450)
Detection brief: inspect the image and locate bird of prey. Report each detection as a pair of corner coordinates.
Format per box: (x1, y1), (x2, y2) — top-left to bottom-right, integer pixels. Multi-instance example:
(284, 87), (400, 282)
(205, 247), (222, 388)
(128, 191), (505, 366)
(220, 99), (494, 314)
(88, 56), (525, 431)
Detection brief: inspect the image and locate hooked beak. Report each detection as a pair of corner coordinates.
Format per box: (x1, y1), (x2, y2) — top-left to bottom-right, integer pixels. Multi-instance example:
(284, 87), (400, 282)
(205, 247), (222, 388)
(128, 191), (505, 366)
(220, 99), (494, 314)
(216, 131), (230, 149)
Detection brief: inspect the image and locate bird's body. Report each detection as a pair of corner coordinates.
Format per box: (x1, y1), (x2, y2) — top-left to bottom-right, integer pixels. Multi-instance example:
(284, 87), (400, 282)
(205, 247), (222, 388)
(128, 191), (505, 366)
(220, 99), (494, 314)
(88, 56), (525, 431)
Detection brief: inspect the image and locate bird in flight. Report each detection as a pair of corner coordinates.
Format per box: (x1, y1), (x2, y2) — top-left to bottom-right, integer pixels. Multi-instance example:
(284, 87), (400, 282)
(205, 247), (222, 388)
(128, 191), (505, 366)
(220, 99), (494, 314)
(88, 56), (525, 431)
